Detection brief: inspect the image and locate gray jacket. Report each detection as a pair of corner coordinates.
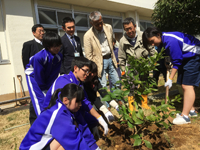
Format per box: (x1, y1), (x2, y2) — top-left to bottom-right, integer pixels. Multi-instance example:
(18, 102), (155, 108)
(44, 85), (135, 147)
(118, 30), (156, 71)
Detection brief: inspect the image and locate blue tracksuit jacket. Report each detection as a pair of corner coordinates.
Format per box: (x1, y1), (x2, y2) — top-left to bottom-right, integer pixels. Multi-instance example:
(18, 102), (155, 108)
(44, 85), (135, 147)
(25, 49), (62, 116)
(19, 99), (97, 150)
(43, 71), (93, 112)
(162, 32), (200, 69)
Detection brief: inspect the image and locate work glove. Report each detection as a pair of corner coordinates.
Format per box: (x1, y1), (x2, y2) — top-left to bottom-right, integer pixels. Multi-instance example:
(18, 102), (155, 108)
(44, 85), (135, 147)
(105, 111), (115, 122)
(165, 78), (172, 89)
(109, 100), (119, 112)
(97, 116), (108, 135)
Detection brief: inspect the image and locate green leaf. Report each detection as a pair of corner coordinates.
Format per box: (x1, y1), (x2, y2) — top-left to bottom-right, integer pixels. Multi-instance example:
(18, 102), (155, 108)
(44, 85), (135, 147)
(162, 122), (169, 129)
(123, 90), (130, 96)
(134, 118), (144, 125)
(101, 95), (111, 101)
(136, 109), (144, 120)
(133, 138), (142, 146)
(144, 140), (152, 149)
(127, 121), (134, 128)
(130, 134), (140, 139)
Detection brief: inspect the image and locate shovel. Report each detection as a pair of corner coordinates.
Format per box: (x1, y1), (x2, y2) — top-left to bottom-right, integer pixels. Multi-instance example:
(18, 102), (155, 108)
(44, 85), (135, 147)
(17, 75), (28, 105)
(165, 57), (172, 104)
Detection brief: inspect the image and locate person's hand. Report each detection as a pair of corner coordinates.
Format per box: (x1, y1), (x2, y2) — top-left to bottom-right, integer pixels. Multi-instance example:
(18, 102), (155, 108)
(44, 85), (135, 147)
(165, 78), (172, 89)
(105, 111), (115, 122)
(97, 116), (108, 135)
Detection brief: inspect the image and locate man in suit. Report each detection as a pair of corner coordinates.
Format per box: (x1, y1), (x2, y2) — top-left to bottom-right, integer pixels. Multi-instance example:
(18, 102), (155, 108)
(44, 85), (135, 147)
(21, 24), (45, 125)
(60, 17), (83, 75)
(22, 24), (45, 69)
(84, 11), (120, 98)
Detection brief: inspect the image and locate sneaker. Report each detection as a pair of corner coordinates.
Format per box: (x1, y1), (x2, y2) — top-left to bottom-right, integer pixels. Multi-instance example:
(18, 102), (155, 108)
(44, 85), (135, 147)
(176, 113), (182, 117)
(173, 116), (191, 125)
(189, 111), (198, 117)
(176, 112), (198, 118)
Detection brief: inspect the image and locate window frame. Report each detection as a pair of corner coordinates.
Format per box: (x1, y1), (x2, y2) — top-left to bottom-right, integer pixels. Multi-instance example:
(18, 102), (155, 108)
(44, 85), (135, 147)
(0, 0), (10, 64)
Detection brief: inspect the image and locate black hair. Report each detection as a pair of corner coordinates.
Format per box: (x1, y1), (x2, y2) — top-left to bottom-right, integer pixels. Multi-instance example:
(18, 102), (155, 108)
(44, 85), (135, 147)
(122, 17), (135, 27)
(62, 17), (75, 28)
(142, 27), (162, 50)
(42, 32), (62, 50)
(32, 24), (44, 32)
(113, 38), (116, 44)
(90, 61), (98, 73)
(71, 56), (92, 72)
(46, 83), (84, 109)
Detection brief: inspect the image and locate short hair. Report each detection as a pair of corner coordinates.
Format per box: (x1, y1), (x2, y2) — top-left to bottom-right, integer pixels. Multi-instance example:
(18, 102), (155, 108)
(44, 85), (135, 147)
(32, 24), (44, 32)
(42, 32), (62, 50)
(142, 27), (162, 50)
(89, 11), (102, 21)
(62, 17), (75, 28)
(122, 17), (135, 27)
(71, 57), (92, 72)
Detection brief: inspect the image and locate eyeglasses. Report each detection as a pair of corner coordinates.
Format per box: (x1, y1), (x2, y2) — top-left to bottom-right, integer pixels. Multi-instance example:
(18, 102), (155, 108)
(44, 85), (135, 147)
(81, 68), (90, 75)
(38, 29), (46, 33)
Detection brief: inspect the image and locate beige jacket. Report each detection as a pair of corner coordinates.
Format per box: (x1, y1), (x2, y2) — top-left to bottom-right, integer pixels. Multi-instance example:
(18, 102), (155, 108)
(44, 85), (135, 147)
(84, 24), (118, 77)
(118, 30), (157, 71)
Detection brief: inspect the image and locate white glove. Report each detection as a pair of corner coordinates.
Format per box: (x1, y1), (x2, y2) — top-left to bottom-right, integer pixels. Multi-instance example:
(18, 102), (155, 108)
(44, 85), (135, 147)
(96, 147), (101, 150)
(165, 79), (172, 89)
(97, 116), (108, 135)
(105, 111), (115, 122)
(109, 100), (118, 108)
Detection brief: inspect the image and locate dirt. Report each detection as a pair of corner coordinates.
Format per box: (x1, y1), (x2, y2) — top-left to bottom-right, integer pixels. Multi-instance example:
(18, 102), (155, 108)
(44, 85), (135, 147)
(97, 121), (171, 150)
(1, 74), (200, 150)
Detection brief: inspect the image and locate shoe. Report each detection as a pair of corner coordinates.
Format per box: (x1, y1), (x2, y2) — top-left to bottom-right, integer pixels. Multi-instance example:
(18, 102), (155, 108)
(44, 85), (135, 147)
(189, 111), (198, 117)
(173, 116), (191, 125)
(176, 111), (198, 118)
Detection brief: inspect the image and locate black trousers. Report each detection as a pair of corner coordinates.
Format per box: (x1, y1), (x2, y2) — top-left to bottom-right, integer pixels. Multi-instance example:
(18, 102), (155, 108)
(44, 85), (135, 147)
(29, 100), (37, 125)
(153, 67), (167, 89)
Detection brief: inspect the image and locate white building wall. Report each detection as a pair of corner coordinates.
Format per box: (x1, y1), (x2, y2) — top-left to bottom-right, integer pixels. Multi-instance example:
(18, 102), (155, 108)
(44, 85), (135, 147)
(0, 0), (155, 98)
(0, 0), (34, 96)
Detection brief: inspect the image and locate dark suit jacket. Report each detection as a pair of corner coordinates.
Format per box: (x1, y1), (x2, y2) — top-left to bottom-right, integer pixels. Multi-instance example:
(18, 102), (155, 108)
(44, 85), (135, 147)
(22, 39), (44, 69)
(60, 34), (83, 74)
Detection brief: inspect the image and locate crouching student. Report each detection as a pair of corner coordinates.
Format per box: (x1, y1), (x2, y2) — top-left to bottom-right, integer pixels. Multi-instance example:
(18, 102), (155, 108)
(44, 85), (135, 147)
(142, 27), (200, 125)
(25, 32), (62, 125)
(84, 61), (120, 123)
(43, 57), (108, 136)
(20, 84), (101, 150)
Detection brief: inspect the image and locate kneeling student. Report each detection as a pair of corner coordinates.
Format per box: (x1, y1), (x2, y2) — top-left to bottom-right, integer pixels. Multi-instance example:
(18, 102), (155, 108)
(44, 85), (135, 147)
(84, 61), (120, 122)
(43, 57), (108, 135)
(20, 84), (101, 150)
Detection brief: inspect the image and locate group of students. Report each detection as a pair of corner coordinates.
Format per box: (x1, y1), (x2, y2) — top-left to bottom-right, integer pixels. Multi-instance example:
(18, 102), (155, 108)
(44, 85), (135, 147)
(20, 31), (121, 150)
(19, 23), (200, 149)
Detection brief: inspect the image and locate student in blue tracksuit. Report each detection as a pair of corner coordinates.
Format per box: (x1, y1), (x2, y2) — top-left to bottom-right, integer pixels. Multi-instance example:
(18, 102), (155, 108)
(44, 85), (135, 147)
(25, 32), (62, 125)
(142, 27), (200, 125)
(84, 61), (120, 123)
(20, 84), (101, 150)
(44, 57), (108, 135)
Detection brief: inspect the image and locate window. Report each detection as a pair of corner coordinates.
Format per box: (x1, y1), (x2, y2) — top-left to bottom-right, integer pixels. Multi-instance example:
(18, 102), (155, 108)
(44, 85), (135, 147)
(0, 0), (9, 64)
(37, 7), (123, 50)
(140, 21), (153, 31)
